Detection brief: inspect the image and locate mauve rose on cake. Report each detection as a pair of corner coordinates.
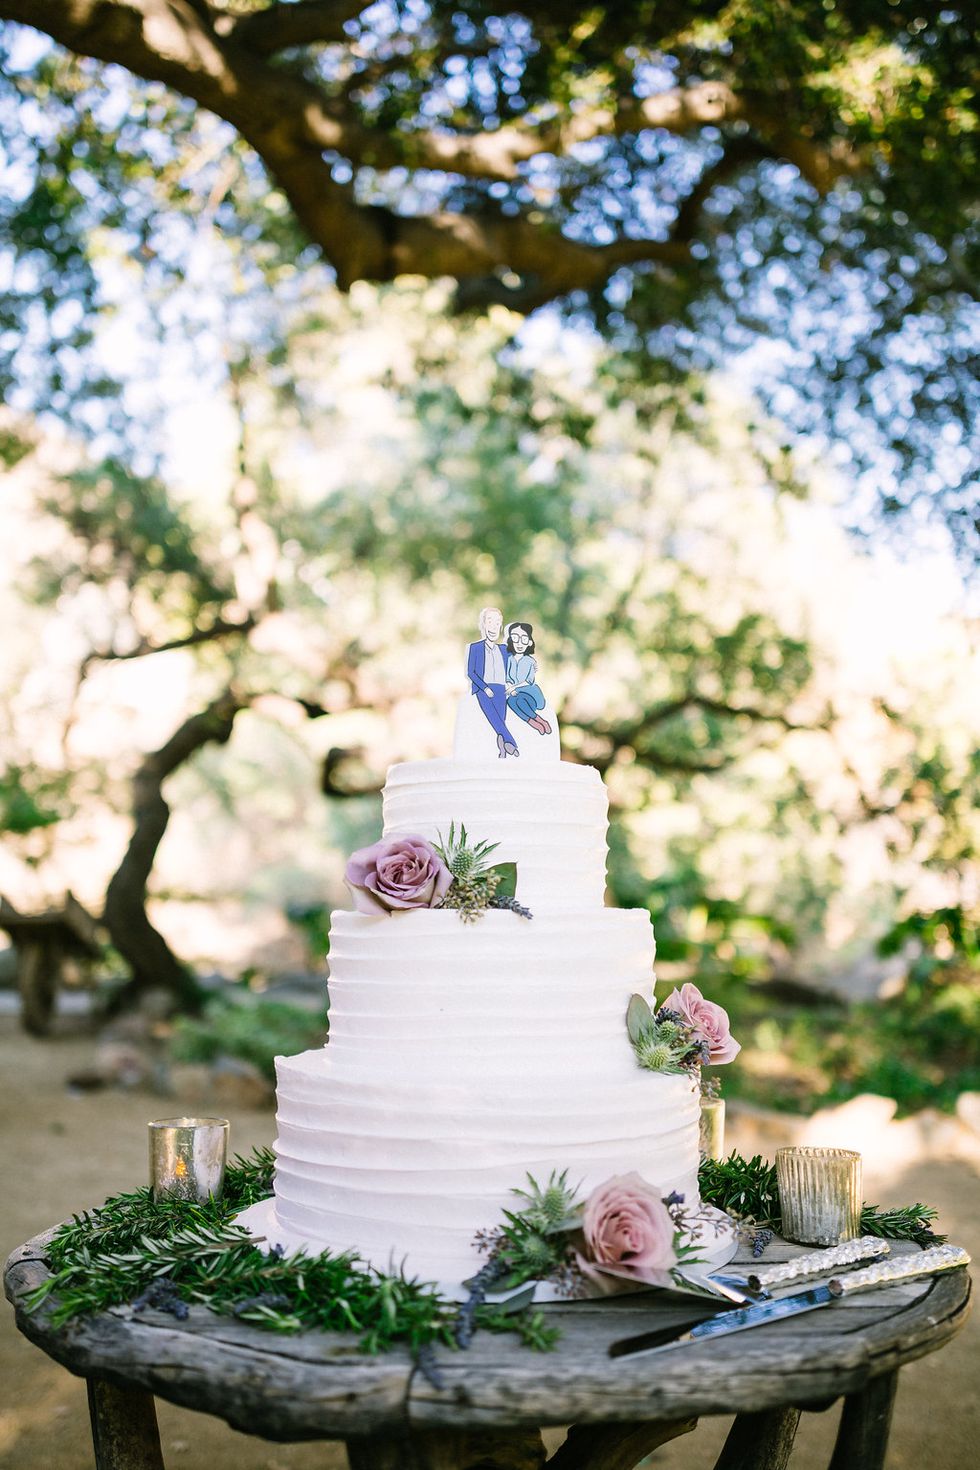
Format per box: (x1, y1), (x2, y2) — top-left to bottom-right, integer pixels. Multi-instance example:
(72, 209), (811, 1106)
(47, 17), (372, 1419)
(661, 982), (741, 1065)
(345, 835), (453, 914)
(576, 1172), (679, 1292)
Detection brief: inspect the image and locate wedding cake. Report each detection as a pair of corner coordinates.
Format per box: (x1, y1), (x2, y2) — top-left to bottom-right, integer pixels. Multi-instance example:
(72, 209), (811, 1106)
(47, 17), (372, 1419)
(239, 612), (709, 1292)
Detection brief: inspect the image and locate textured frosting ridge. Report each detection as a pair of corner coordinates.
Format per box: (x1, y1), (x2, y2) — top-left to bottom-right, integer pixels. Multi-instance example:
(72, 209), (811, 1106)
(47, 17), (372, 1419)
(382, 759), (608, 912)
(250, 757), (703, 1290)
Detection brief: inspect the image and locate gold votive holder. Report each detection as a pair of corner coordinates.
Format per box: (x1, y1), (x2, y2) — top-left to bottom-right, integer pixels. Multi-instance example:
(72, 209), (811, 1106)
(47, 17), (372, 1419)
(149, 1116), (229, 1203)
(776, 1145), (862, 1246)
(699, 1096), (726, 1161)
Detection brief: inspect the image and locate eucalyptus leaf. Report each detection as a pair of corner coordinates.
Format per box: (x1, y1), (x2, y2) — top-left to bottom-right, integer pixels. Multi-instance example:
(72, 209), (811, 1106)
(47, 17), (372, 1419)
(490, 861), (518, 898)
(626, 993), (653, 1045)
(481, 1282), (539, 1313)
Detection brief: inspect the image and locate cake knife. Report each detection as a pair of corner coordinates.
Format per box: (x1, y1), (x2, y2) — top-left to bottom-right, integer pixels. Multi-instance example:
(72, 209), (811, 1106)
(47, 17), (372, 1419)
(608, 1244), (970, 1358)
(710, 1235), (892, 1296)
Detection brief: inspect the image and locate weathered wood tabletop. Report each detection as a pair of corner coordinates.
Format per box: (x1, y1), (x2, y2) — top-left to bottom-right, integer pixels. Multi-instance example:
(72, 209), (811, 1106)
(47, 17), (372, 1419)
(5, 1227), (970, 1470)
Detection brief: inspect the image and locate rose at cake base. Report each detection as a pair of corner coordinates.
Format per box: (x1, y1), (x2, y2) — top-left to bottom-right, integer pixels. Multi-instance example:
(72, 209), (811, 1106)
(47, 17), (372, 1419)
(236, 615), (738, 1297)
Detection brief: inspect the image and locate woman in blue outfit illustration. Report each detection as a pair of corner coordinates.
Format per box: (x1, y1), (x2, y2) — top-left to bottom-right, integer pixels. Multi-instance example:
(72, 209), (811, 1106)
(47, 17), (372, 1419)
(505, 623), (552, 735)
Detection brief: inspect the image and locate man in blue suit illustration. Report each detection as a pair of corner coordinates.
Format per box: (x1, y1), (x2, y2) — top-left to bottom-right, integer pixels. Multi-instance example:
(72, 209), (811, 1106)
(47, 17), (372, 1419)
(466, 607), (519, 758)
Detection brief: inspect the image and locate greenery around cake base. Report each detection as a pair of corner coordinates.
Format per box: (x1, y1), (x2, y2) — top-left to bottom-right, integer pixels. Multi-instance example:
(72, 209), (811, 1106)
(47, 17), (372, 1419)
(24, 1147), (550, 1355)
(26, 1149), (943, 1355)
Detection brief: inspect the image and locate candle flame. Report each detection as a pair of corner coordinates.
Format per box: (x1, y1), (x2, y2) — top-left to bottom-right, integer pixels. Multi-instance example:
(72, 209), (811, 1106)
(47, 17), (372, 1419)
(174, 1157), (188, 1179)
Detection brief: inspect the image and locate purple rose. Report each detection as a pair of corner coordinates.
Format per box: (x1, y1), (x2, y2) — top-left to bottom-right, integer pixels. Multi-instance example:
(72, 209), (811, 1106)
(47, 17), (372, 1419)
(661, 982), (741, 1065)
(579, 1172), (678, 1284)
(345, 835), (453, 915)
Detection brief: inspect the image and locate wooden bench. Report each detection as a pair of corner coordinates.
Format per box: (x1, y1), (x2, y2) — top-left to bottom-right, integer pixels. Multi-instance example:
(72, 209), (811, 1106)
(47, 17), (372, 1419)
(0, 892), (102, 1034)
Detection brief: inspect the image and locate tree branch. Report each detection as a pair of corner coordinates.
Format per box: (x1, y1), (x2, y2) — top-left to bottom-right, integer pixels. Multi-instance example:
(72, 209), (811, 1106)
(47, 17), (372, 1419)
(672, 136), (771, 243)
(581, 693), (813, 753)
(214, 0), (363, 56)
(320, 745), (381, 798)
(81, 613), (258, 673)
(0, 0), (860, 307)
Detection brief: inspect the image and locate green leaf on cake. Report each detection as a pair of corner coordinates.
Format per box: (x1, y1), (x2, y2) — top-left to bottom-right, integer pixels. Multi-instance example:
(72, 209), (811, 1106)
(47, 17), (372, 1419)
(489, 862), (517, 898)
(626, 993), (653, 1044)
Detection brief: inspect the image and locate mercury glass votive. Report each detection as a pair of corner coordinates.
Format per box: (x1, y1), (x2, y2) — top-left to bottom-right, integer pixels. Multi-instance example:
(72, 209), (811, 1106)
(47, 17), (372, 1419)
(776, 1146), (862, 1247)
(149, 1117), (229, 1203)
(699, 1096), (726, 1161)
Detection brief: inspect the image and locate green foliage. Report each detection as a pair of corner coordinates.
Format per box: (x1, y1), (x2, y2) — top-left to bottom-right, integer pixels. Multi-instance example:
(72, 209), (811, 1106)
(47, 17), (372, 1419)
(435, 823), (523, 922)
(27, 1147), (559, 1354)
(32, 462), (233, 613)
(490, 1171), (583, 1291)
(697, 1153), (782, 1230)
(169, 999), (326, 1083)
(286, 903), (332, 961)
(489, 862), (518, 901)
(626, 993), (707, 1074)
(510, 1171), (581, 1235)
(0, 766), (64, 835)
(698, 1153), (944, 1246)
(702, 918), (980, 1116)
(626, 993), (703, 1075)
(0, 425), (32, 468)
(27, 1148), (456, 1351)
(858, 1203), (945, 1246)
(2, 7), (977, 551)
(609, 847), (796, 976)
(475, 1303), (561, 1351)
(880, 906), (980, 968)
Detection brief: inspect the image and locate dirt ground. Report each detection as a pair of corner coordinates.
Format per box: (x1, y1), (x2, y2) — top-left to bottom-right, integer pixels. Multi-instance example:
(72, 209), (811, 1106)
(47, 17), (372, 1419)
(1, 1015), (977, 1470)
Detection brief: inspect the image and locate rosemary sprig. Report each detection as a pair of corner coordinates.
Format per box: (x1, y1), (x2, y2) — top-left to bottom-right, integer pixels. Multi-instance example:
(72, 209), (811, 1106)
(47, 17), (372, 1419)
(697, 1153), (782, 1229)
(859, 1202), (944, 1245)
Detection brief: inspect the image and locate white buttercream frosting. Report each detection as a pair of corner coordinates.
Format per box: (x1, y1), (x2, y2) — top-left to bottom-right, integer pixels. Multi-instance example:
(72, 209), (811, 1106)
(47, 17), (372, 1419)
(383, 759), (608, 912)
(246, 757), (704, 1292)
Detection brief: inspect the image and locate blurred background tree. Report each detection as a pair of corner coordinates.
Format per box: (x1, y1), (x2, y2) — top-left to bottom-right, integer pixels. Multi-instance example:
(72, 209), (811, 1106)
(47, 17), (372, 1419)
(1, 1), (976, 550)
(0, 3), (976, 1107)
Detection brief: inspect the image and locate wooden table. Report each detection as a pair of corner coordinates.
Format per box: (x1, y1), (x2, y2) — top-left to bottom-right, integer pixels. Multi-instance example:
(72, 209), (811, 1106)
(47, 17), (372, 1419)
(5, 1228), (970, 1470)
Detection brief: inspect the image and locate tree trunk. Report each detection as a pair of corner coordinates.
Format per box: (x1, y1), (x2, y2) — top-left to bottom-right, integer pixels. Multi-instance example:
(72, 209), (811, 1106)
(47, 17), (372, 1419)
(104, 689), (246, 1012)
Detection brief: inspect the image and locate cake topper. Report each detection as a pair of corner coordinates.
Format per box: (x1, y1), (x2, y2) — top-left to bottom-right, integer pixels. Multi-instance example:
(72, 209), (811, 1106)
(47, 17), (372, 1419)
(504, 621), (552, 737)
(457, 607), (559, 763)
(466, 607), (516, 759)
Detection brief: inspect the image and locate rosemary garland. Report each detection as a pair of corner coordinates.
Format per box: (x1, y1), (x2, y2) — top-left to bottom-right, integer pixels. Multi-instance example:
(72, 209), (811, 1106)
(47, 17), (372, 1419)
(25, 1148), (944, 1356)
(28, 1148), (457, 1352)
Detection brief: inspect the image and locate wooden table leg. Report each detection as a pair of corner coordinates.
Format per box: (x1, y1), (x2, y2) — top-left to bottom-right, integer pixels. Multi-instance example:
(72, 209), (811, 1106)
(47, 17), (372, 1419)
(546, 1418), (697, 1469)
(87, 1378), (165, 1470)
(346, 1428), (547, 1470)
(713, 1407), (802, 1470)
(828, 1371), (899, 1470)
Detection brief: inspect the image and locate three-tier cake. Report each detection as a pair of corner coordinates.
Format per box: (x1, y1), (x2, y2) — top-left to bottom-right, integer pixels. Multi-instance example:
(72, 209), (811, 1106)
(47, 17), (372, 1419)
(238, 623), (703, 1292)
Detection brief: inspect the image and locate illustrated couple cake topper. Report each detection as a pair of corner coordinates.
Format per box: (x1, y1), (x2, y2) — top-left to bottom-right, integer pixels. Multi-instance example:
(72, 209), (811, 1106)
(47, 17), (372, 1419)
(466, 607), (552, 760)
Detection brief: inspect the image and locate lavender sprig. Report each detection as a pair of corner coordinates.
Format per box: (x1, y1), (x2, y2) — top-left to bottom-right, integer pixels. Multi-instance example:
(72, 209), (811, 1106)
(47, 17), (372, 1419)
(453, 1257), (508, 1348)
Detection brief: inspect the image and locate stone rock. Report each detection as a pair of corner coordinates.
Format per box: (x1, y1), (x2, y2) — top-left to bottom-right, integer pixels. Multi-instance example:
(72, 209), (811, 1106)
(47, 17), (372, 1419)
(135, 987), (178, 1022)
(166, 1063), (215, 1107)
(67, 1040), (151, 1091)
(210, 1055), (274, 1109)
(94, 1041), (150, 1088)
(955, 1093), (980, 1136)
